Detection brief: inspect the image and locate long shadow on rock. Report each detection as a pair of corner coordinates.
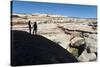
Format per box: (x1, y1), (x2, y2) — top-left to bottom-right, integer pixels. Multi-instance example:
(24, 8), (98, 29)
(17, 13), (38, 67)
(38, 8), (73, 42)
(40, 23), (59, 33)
(11, 30), (78, 66)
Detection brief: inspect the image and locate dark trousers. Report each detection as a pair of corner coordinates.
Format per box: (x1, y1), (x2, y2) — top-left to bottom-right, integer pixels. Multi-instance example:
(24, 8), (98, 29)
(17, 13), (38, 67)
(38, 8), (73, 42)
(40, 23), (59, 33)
(29, 27), (31, 34)
(33, 29), (37, 35)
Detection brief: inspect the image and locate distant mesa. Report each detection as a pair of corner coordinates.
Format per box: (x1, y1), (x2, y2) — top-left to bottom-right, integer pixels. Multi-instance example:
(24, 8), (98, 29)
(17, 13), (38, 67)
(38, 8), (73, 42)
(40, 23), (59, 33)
(11, 13), (97, 25)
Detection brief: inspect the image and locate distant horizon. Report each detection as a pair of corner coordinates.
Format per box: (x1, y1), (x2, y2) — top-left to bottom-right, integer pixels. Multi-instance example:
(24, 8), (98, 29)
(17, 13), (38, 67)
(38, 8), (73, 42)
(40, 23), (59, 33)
(11, 1), (97, 18)
(12, 12), (97, 19)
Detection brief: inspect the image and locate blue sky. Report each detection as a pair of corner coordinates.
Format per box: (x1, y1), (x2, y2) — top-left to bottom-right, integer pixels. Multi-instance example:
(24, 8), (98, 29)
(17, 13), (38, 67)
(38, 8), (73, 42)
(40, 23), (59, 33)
(11, 1), (97, 18)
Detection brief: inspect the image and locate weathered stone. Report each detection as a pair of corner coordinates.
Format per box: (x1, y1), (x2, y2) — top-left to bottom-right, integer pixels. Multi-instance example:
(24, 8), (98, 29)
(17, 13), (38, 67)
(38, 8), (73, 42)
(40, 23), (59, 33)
(67, 36), (86, 58)
(70, 37), (85, 47)
(78, 50), (97, 62)
(88, 53), (97, 61)
(85, 37), (97, 53)
(78, 50), (89, 62)
(67, 47), (79, 58)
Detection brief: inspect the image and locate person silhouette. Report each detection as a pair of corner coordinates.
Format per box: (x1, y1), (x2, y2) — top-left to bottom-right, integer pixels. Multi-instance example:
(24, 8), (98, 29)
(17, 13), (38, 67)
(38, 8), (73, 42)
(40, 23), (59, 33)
(28, 20), (31, 34)
(33, 22), (37, 35)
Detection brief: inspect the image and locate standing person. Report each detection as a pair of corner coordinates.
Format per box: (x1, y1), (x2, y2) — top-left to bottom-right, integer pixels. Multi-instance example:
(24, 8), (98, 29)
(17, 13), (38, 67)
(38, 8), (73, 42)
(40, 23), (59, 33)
(28, 20), (31, 34)
(33, 22), (37, 35)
